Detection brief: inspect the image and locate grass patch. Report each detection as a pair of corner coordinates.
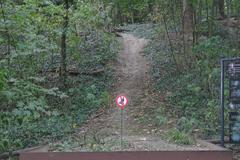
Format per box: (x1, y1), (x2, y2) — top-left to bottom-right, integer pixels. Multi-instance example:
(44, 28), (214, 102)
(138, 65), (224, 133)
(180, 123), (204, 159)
(154, 115), (167, 127)
(166, 129), (195, 145)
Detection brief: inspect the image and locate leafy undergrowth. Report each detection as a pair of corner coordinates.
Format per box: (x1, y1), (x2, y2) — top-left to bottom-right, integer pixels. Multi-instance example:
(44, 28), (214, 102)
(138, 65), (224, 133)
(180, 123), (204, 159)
(166, 129), (195, 145)
(150, 35), (239, 141)
(124, 24), (240, 144)
(0, 32), (118, 153)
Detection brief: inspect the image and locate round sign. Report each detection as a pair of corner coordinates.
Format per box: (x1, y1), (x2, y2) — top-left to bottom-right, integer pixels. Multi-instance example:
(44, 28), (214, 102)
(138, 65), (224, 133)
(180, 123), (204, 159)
(115, 95), (128, 109)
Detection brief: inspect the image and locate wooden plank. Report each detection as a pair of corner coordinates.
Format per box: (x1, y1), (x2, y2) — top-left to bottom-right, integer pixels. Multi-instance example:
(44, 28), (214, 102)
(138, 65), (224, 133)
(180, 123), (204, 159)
(20, 151), (232, 160)
(0, 145), (48, 159)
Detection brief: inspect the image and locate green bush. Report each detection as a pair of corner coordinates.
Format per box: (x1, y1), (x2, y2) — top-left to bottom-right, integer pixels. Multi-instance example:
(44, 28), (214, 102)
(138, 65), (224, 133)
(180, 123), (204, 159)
(155, 115), (167, 126)
(0, 70), (6, 91)
(166, 129), (194, 145)
(177, 117), (198, 134)
(0, 32), (118, 153)
(141, 23), (240, 139)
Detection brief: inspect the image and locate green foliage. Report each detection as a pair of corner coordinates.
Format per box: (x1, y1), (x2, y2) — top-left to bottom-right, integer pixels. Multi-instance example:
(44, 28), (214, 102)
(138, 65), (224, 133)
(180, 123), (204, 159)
(166, 129), (195, 145)
(193, 36), (231, 61)
(0, 0), (118, 154)
(99, 91), (110, 107)
(0, 78), (68, 152)
(0, 0), (239, 153)
(71, 2), (108, 29)
(153, 107), (167, 127)
(155, 115), (167, 127)
(177, 117), (198, 134)
(0, 70), (6, 91)
(103, 0), (151, 24)
(138, 21), (240, 141)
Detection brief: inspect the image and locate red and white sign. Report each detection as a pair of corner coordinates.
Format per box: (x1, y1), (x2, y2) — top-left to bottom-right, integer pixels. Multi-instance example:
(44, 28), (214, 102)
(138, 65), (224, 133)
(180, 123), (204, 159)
(115, 95), (128, 109)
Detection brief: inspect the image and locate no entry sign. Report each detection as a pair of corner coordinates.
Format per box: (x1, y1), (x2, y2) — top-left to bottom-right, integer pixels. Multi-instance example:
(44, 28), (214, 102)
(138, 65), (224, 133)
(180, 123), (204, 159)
(115, 95), (128, 109)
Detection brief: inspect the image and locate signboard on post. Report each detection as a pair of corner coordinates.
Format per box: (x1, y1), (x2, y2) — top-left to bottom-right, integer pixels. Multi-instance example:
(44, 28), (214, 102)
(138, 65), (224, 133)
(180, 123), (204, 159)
(229, 112), (240, 142)
(115, 94), (128, 149)
(228, 62), (240, 143)
(220, 58), (240, 146)
(116, 95), (128, 109)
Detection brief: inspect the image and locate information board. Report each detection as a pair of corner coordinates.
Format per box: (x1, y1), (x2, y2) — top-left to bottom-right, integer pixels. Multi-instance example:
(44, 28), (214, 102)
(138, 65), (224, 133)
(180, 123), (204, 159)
(228, 62), (240, 143)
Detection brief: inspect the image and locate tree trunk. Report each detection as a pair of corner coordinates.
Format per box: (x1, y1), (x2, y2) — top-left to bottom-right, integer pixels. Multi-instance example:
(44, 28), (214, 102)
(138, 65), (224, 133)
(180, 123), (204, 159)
(182, 0), (194, 35)
(60, 0), (69, 87)
(206, 0), (211, 36)
(0, 0), (11, 67)
(219, 0), (225, 19)
(162, 14), (179, 72)
(148, 0), (154, 13)
(182, 0), (194, 69)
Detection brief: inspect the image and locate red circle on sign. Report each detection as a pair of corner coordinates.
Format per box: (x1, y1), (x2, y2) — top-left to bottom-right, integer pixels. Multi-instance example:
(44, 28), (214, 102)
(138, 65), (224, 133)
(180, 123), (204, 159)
(115, 95), (128, 109)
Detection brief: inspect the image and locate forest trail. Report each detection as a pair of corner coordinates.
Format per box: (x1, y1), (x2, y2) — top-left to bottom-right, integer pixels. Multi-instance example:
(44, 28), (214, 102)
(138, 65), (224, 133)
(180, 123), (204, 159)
(108, 33), (192, 150)
(52, 33), (215, 151)
(3, 1), (239, 157)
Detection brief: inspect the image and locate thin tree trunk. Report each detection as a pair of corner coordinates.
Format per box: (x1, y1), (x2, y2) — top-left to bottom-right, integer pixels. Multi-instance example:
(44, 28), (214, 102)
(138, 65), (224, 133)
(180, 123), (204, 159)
(182, 0), (194, 36)
(148, 0), (154, 13)
(60, 0), (69, 87)
(219, 0), (225, 18)
(162, 15), (179, 72)
(0, 0), (11, 67)
(227, 0), (230, 17)
(172, 0), (178, 33)
(182, 0), (194, 69)
(199, 0), (203, 19)
(206, 0), (211, 36)
(193, 10), (197, 45)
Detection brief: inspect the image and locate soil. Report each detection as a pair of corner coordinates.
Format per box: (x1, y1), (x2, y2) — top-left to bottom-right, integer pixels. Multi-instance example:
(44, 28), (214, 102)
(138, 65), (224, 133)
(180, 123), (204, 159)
(51, 33), (224, 152)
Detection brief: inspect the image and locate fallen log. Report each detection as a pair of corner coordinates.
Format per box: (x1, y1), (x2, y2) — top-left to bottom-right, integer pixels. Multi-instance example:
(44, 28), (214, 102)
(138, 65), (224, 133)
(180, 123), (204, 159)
(68, 68), (105, 76)
(113, 28), (131, 32)
(41, 68), (105, 76)
(114, 32), (123, 37)
(110, 28), (131, 37)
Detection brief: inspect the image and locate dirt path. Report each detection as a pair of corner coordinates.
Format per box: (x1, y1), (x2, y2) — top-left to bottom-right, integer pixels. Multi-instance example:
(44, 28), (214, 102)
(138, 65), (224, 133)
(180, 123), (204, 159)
(109, 33), (205, 151)
(51, 33), (220, 151)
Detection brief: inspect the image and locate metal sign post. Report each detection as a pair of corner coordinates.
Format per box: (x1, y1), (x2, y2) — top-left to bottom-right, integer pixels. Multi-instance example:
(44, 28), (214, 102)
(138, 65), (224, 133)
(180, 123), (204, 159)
(220, 57), (240, 147)
(221, 59), (225, 147)
(121, 109), (123, 149)
(115, 94), (129, 150)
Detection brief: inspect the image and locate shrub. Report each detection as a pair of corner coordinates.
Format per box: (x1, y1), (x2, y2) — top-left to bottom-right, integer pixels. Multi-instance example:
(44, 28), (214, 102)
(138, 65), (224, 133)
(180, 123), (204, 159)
(166, 129), (195, 145)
